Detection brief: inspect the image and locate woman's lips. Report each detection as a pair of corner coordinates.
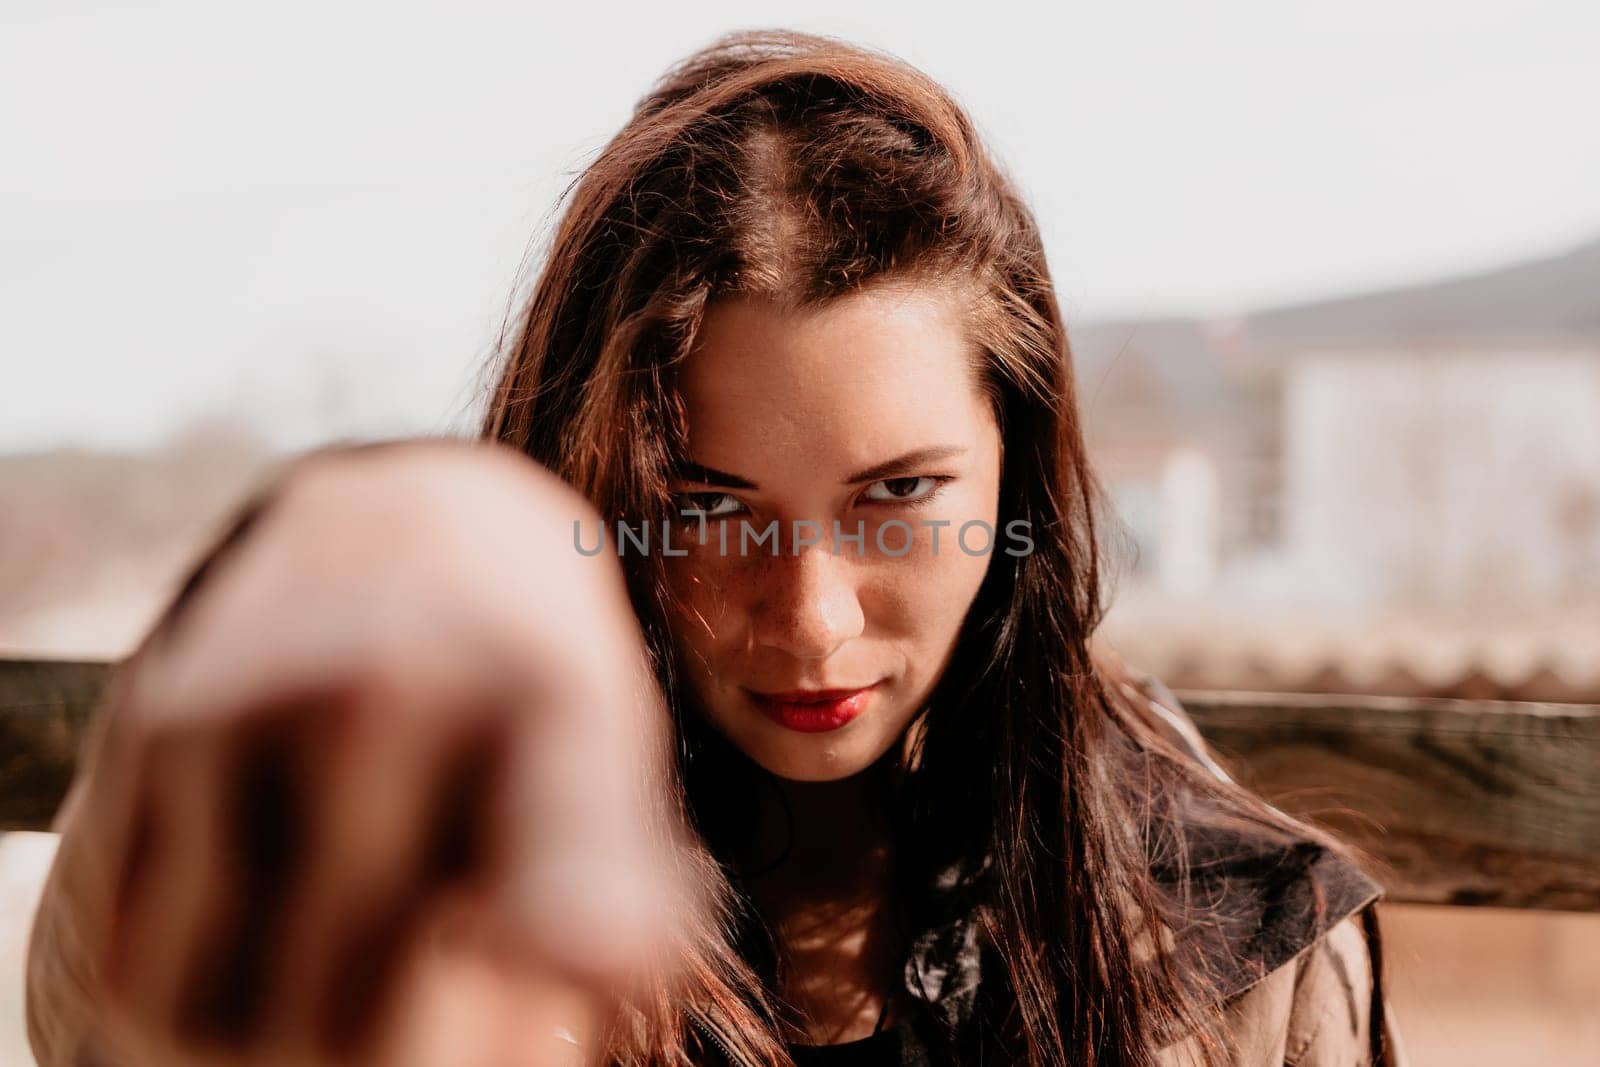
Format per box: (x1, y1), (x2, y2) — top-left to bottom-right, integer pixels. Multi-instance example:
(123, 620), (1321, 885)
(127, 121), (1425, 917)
(745, 684), (879, 733)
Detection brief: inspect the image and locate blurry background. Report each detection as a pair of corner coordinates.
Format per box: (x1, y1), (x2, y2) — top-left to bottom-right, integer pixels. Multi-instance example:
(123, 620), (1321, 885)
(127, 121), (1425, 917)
(2, 1), (1597, 1062)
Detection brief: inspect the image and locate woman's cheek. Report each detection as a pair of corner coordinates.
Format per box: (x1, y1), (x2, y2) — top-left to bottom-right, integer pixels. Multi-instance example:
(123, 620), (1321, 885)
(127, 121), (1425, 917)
(663, 551), (736, 639)
(866, 524), (994, 634)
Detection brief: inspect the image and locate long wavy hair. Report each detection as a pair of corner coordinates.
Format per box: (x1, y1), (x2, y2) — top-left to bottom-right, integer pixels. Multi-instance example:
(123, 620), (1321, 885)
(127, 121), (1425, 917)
(483, 30), (1379, 1067)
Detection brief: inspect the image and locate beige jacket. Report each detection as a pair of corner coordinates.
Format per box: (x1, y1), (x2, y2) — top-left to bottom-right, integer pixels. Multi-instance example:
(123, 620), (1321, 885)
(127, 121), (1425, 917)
(1157, 913), (1408, 1066)
(1130, 667), (1409, 1067)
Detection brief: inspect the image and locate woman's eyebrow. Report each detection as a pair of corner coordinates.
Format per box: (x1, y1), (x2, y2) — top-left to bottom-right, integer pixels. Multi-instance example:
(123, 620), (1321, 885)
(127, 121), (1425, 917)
(674, 462), (757, 489)
(844, 445), (967, 484)
(674, 445), (967, 490)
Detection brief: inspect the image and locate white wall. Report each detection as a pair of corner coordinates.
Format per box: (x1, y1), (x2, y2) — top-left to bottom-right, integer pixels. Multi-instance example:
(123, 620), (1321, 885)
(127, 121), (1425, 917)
(1282, 347), (1600, 610)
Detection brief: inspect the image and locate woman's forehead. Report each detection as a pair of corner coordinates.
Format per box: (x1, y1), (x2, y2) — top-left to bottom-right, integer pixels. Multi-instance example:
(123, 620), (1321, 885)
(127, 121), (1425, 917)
(678, 285), (991, 460)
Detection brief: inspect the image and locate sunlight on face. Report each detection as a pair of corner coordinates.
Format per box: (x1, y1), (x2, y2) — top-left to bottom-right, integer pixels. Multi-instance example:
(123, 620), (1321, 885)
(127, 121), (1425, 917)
(662, 283), (1003, 782)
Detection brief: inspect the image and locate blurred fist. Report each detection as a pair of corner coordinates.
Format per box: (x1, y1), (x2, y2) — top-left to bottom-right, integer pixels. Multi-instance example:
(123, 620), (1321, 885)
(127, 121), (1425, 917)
(40, 441), (694, 1067)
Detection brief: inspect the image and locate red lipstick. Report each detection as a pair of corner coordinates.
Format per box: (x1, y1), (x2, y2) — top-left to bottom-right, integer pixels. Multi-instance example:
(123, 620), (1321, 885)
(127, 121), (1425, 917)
(747, 684), (879, 733)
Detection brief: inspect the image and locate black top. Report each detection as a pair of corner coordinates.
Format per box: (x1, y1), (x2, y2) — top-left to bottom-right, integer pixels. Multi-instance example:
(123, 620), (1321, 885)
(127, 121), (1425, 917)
(787, 1029), (902, 1066)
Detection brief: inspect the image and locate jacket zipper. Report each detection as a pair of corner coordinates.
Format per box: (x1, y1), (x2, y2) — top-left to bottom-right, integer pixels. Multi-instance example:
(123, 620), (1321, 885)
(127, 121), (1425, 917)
(693, 1014), (758, 1067)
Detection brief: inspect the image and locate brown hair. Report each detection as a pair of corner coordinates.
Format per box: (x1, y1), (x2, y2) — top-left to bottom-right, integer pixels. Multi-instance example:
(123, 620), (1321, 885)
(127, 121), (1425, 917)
(483, 29), (1381, 1066)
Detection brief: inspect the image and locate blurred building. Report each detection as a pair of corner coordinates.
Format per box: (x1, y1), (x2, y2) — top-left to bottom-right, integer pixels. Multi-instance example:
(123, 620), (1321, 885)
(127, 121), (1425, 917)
(1080, 237), (1600, 700)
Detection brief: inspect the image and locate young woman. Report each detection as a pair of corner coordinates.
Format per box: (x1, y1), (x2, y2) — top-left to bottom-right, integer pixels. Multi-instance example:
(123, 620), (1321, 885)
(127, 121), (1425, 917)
(27, 30), (1403, 1067)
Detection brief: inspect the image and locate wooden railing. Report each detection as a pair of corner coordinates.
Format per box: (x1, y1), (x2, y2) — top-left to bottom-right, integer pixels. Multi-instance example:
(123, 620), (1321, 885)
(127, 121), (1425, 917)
(1179, 690), (1600, 912)
(3, 657), (1597, 912)
(1, 658), (108, 831)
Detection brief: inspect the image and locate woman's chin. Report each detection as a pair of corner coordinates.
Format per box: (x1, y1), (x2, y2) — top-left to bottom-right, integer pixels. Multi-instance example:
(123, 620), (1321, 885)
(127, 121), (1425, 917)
(778, 755), (875, 783)
(722, 722), (901, 783)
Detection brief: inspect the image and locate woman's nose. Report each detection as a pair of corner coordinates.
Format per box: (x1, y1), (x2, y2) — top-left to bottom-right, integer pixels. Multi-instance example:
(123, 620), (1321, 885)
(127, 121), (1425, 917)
(748, 540), (865, 660)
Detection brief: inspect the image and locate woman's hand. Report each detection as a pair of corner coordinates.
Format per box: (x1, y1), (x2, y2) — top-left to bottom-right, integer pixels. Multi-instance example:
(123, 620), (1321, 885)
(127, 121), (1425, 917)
(28, 441), (692, 1067)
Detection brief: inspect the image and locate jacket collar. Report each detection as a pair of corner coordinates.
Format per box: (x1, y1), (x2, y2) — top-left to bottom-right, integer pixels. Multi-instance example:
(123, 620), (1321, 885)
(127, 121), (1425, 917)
(900, 814), (1382, 1031)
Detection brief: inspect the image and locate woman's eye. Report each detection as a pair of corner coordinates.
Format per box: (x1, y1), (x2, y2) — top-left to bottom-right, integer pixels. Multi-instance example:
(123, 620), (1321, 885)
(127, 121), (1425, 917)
(862, 476), (942, 504)
(673, 491), (743, 518)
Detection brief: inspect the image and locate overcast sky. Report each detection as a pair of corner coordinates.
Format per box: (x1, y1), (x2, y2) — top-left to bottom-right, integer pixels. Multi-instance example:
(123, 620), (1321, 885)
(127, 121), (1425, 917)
(2, 0), (1596, 451)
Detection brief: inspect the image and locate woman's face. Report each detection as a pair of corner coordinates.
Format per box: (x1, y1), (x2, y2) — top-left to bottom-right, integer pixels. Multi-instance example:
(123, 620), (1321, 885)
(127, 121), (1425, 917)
(663, 283), (1002, 782)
